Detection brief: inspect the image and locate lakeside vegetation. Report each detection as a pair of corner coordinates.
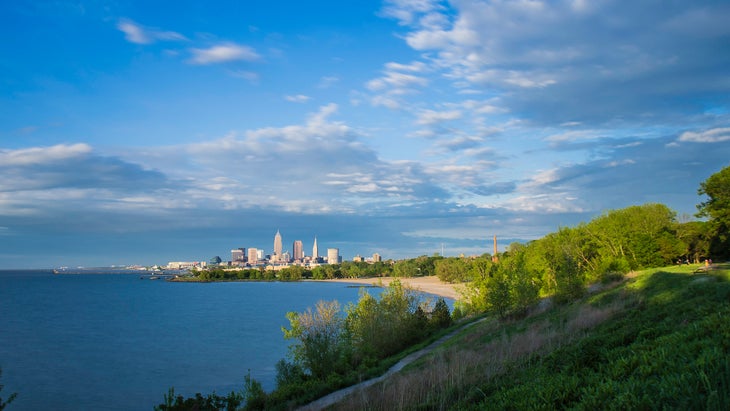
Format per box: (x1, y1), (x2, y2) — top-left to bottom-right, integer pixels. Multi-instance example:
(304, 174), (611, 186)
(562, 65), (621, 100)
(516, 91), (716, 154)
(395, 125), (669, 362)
(152, 165), (729, 410)
(335, 263), (730, 410)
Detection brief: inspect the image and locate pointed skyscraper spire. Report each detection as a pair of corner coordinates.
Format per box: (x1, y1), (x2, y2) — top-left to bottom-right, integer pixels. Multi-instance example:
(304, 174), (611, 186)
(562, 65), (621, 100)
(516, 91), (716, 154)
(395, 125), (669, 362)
(274, 229), (283, 262)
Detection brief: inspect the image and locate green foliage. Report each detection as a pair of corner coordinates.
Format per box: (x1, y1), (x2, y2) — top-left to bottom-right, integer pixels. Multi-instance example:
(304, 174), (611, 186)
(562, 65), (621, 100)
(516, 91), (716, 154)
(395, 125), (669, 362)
(274, 359), (305, 388)
(595, 255), (630, 283)
(459, 203), (694, 318)
(506, 253), (541, 315)
(153, 386), (243, 411)
(697, 165), (730, 260)
(470, 252), (541, 318)
(0, 368), (17, 411)
(434, 257), (470, 283)
(453, 269), (730, 410)
(697, 165), (730, 223)
(345, 279), (423, 361)
(267, 279), (453, 409)
(241, 371), (267, 410)
(430, 298), (452, 329)
(393, 255), (440, 277)
(676, 220), (711, 262)
(484, 266), (512, 318)
(277, 265), (305, 281)
(282, 300), (346, 379)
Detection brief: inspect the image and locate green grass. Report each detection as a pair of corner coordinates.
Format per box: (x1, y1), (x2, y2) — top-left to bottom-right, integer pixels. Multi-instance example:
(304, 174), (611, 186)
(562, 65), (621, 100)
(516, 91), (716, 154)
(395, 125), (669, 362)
(330, 264), (730, 410)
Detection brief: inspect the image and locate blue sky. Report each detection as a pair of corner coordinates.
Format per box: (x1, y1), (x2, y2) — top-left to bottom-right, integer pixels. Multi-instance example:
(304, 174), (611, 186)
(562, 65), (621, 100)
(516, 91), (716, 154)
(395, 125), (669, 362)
(1, 0), (729, 268)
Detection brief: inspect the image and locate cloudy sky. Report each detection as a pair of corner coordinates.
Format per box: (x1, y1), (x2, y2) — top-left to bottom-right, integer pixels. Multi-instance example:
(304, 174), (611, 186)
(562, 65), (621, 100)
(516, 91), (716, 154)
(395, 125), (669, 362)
(1, 0), (729, 268)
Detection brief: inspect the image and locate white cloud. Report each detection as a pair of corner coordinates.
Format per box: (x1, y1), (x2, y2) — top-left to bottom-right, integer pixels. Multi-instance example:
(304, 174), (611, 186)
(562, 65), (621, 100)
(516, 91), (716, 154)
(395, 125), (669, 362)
(380, 0), (443, 25)
(285, 94), (311, 103)
(117, 19), (186, 44)
(678, 127), (730, 143)
(370, 95), (403, 109)
(544, 130), (598, 144)
(367, 71), (428, 92)
(318, 76), (340, 88)
(189, 43), (260, 65)
(378, 0), (730, 127)
(384, 61), (427, 72)
(0, 143), (91, 166)
(416, 109), (462, 125)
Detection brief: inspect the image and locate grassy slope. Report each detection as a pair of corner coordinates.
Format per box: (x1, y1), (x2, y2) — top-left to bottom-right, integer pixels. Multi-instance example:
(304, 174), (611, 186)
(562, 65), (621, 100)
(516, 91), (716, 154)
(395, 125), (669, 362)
(332, 264), (730, 410)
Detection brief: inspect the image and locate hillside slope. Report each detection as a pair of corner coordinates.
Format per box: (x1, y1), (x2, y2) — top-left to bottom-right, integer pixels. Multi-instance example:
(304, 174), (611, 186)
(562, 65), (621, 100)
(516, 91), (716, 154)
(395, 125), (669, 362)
(329, 264), (730, 410)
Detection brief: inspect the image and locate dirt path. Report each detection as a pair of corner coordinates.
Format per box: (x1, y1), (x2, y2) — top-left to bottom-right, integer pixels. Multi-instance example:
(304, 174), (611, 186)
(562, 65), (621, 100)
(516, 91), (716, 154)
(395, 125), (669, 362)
(296, 318), (485, 411)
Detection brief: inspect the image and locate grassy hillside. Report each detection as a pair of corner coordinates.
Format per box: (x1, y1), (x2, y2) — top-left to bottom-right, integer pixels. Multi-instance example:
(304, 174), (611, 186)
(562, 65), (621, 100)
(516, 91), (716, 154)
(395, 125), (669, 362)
(333, 263), (730, 410)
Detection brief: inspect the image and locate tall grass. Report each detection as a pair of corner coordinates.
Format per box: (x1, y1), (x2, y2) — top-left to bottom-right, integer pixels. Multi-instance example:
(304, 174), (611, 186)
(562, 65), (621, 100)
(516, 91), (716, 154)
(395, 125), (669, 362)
(332, 294), (628, 410)
(329, 265), (730, 410)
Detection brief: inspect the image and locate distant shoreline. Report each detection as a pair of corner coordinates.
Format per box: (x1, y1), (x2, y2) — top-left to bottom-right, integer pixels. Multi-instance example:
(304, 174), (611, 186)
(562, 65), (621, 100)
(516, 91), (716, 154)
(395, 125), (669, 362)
(317, 276), (462, 300)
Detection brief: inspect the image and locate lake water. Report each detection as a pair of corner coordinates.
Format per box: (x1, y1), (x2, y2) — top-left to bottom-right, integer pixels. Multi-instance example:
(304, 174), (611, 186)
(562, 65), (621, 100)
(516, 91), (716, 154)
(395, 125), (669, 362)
(0, 270), (400, 410)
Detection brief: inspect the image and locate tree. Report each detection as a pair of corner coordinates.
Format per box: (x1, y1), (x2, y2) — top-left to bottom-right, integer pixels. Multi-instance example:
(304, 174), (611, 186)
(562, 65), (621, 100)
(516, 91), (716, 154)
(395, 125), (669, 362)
(485, 266), (512, 318)
(458, 257), (496, 314)
(430, 298), (452, 329)
(434, 258), (469, 283)
(345, 280), (422, 362)
(697, 165), (730, 260)
(393, 259), (419, 277)
(676, 221), (712, 262)
(505, 253), (541, 316)
(697, 165), (730, 223)
(282, 300), (346, 379)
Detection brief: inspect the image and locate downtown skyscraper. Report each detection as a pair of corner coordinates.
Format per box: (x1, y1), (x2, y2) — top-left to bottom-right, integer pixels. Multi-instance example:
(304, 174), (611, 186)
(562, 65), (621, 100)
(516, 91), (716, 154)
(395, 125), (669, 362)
(292, 240), (303, 261)
(273, 230), (283, 262)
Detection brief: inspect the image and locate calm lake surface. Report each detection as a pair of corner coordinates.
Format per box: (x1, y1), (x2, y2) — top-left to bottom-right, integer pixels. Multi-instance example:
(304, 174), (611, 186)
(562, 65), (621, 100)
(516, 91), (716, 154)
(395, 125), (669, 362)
(0, 270), (394, 410)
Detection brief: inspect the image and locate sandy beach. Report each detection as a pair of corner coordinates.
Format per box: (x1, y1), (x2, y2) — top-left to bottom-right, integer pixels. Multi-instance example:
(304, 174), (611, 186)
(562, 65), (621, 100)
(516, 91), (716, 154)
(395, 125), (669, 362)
(322, 276), (462, 300)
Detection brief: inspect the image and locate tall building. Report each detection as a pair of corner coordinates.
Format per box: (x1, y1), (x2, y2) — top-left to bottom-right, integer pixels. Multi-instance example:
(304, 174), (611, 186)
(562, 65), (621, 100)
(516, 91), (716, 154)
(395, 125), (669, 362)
(312, 236), (319, 259)
(231, 248), (245, 262)
(293, 240), (303, 261)
(248, 248), (258, 265)
(327, 248), (339, 264)
(372, 253), (382, 262)
(273, 230), (283, 262)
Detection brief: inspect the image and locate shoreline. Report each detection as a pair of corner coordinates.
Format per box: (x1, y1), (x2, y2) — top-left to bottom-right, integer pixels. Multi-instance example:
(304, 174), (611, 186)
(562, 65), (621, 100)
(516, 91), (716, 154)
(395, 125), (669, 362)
(318, 276), (462, 300)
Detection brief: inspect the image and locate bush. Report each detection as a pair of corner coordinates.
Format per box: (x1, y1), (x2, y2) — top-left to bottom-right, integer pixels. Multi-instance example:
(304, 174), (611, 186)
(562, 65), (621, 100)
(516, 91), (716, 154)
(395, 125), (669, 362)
(430, 298), (452, 329)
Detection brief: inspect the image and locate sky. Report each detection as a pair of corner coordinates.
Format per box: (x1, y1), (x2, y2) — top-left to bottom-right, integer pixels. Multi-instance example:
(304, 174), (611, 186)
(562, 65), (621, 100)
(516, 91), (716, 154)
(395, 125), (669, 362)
(1, 0), (729, 269)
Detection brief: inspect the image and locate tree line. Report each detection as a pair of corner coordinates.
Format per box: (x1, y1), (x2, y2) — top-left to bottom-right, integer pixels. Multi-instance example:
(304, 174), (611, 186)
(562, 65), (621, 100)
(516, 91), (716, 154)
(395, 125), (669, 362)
(440, 165), (730, 317)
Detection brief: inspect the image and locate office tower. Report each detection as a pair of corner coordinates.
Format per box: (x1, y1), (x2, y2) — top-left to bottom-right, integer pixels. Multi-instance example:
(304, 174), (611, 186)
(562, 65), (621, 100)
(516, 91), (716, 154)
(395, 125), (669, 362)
(492, 235), (499, 262)
(372, 253), (381, 262)
(231, 248), (245, 262)
(312, 236), (319, 259)
(274, 230), (283, 262)
(293, 240), (303, 261)
(248, 248), (258, 265)
(327, 248), (339, 264)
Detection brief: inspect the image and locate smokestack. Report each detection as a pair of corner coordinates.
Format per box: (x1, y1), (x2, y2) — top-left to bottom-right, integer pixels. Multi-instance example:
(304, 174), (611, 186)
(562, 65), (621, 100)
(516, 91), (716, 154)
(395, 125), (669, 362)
(492, 235), (498, 262)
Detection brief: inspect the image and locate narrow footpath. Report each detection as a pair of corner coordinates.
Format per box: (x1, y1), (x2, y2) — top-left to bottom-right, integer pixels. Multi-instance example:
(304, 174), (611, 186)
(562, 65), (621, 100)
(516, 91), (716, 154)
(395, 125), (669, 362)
(296, 317), (486, 411)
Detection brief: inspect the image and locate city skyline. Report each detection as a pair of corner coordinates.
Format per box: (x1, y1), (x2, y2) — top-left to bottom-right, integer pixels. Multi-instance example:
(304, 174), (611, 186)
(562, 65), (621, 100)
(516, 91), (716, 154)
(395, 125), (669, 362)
(1, 1), (728, 268)
(225, 231), (345, 266)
